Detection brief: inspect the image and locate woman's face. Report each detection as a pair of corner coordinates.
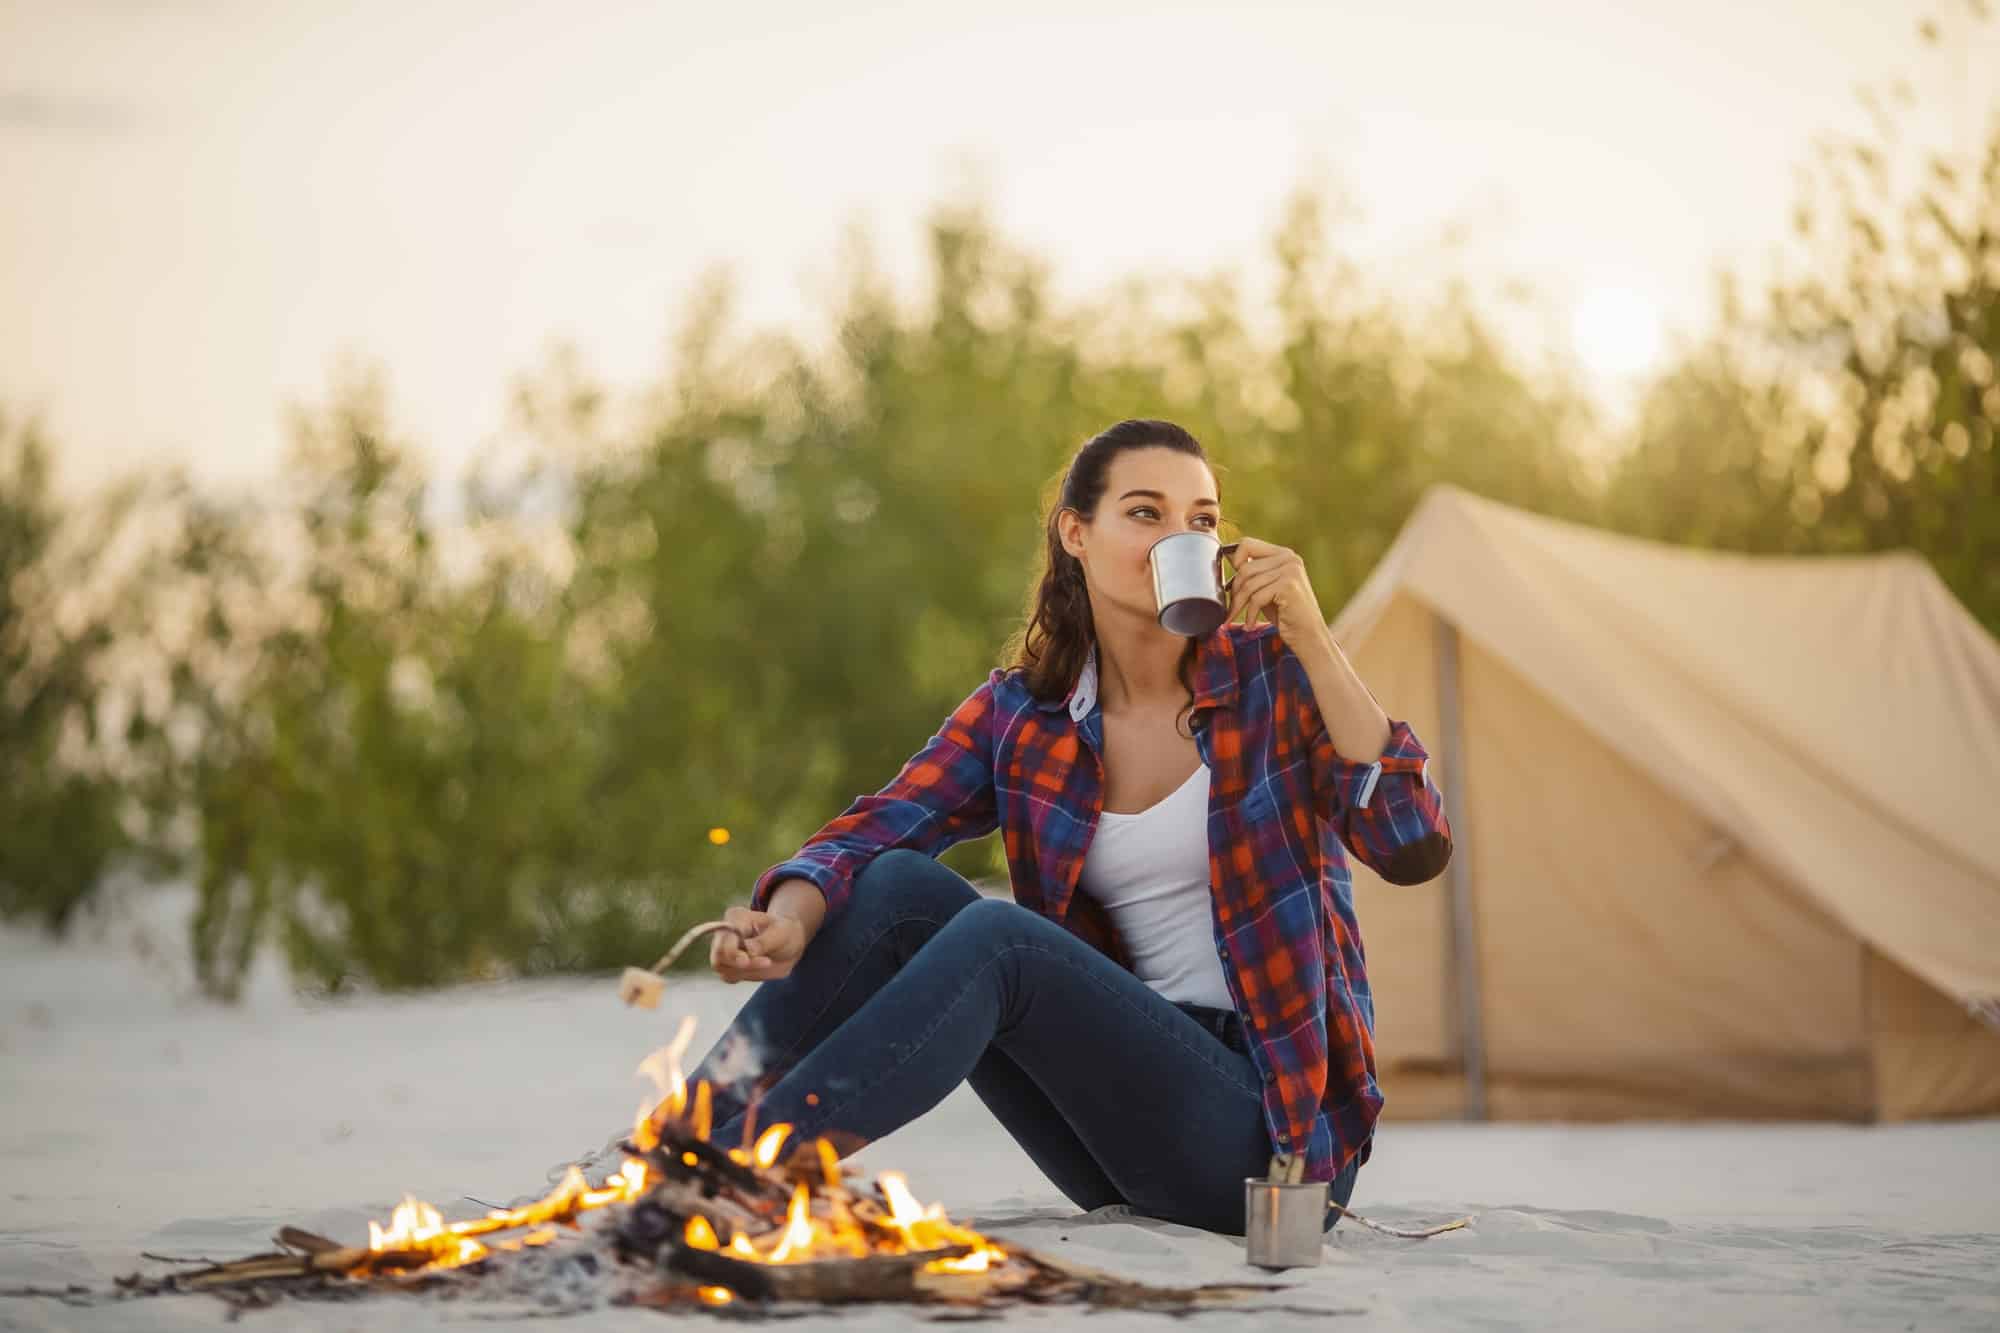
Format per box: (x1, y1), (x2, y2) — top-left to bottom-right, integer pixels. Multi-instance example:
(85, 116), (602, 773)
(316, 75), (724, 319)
(1060, 447), (1224, 623)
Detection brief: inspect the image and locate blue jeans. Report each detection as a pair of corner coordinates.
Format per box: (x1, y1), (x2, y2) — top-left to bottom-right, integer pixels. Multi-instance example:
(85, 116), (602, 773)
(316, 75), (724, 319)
(686, 849), (1361, 1236)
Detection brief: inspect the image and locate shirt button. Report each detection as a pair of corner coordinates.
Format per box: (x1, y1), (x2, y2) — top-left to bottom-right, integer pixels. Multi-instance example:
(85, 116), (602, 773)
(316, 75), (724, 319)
(1277, 1132), (1290, 1144)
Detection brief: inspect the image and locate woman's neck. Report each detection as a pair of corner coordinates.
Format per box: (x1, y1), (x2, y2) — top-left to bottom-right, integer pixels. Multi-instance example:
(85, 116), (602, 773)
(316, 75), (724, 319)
(1090, 611), (1192, 715)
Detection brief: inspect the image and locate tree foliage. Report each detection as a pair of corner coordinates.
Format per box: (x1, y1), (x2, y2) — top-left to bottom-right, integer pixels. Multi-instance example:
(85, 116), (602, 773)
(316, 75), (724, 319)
(1602, 14), (1999, 633)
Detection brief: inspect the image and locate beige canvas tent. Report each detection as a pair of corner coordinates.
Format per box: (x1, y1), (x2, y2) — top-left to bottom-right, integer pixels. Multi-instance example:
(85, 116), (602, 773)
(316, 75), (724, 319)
(1332, 485), (2000, 1123)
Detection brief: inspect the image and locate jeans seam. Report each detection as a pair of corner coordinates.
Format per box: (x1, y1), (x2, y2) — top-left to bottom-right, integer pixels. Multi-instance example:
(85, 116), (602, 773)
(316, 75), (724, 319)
(803, 939), (1265, 1136)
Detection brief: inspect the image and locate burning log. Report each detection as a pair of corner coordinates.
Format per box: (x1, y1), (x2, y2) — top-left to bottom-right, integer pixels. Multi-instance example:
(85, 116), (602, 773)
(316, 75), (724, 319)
(665, 1242), (975, 1304)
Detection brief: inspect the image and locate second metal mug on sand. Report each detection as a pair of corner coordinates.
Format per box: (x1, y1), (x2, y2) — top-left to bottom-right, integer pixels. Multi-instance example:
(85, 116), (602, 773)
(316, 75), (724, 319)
(1244, 1153), (1327, 1269)
(1149, 532), (1241, 635)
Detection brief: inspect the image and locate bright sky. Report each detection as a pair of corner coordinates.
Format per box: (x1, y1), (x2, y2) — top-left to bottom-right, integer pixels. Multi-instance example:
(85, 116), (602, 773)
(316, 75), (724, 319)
(4, 0), (1993, 496)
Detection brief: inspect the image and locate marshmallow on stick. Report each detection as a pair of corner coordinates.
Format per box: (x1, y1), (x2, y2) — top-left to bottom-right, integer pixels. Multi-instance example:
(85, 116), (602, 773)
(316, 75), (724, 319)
(618, 920), (745, 1009)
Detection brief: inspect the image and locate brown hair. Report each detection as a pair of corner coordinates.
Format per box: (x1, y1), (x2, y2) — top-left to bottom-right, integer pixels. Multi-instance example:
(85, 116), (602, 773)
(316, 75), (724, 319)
(1000, 419), (1218, 739)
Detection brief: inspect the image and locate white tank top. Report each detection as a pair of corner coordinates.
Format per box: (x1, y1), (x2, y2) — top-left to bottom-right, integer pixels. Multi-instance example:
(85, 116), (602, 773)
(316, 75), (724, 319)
(1077, 761), (1236, 1009)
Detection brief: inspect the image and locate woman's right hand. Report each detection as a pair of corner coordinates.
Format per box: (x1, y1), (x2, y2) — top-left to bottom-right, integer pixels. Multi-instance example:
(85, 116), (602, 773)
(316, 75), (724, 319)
(709, 904), (808, 984)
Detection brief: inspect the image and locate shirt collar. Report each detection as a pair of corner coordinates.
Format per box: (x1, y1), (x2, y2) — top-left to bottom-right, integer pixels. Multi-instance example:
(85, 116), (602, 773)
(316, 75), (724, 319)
(1039, 631), (1241, 721)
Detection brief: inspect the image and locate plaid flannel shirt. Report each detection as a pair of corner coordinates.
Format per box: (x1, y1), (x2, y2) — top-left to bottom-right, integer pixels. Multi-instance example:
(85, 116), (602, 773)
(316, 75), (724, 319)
(752, 622), (1453, 1182)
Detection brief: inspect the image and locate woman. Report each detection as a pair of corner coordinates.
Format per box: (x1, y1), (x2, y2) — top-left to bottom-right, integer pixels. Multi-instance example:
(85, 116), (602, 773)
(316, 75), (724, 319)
(684, 419), (1452, 1236)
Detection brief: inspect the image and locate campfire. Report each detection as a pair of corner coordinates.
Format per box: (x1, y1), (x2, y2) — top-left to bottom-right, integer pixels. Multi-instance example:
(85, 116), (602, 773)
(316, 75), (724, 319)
(112, 1013), (1286, 1317)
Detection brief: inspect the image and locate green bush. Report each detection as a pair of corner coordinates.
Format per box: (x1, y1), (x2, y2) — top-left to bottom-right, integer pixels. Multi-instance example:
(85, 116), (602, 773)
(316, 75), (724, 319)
(0, 411), (128, 928)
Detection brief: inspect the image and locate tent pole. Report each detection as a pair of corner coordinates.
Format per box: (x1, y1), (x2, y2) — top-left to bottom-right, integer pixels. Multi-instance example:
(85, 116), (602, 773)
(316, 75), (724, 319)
(1434, 615), (1487, 1121)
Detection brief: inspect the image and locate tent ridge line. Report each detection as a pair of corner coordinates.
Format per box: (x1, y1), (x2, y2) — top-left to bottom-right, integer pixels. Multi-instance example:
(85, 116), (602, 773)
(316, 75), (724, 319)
(1415, 532), (1996, 890)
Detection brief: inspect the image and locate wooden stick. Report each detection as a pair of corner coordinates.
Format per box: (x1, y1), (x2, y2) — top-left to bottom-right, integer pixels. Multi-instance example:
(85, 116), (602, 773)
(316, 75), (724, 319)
(274, 1227), (341, 1255)
(1260, 1153), (1468, 1238)
(649, 921), (741, 975)
(170, 1243), (424, 1291)
(1326, 1200), (1474, 1239)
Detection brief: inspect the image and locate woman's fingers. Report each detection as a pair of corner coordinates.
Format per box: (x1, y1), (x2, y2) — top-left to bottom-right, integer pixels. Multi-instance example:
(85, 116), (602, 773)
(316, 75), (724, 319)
(722, 907), (766, 967)
(711, 922), (752, 976)
(709, 906), (798, 982)
(713, 939), (763, 982)
(708, 927), (741, 977)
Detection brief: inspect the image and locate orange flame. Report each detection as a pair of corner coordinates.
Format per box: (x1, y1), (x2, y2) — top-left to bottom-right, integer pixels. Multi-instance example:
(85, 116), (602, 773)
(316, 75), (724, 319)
(752, 1124), (792, 1169)
(360, 1014), (1011, 1292)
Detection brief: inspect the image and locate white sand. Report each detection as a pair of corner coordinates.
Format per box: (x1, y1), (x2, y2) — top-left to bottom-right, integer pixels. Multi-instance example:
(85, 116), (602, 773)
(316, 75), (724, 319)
(3, 887), (1996, 1331)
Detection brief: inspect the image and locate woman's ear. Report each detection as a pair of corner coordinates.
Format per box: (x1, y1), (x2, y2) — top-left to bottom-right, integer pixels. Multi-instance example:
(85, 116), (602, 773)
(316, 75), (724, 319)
(1056, 509), (1084, 561)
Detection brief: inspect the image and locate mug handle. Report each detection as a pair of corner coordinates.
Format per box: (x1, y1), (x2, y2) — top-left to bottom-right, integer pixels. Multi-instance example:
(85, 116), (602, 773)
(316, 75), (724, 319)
(1217, 541), (1240, 594)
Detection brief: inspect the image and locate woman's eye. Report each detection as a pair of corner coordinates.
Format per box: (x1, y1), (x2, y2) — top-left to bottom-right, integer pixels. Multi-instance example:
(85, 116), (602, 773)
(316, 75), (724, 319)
(1132, 508), (1219, 528)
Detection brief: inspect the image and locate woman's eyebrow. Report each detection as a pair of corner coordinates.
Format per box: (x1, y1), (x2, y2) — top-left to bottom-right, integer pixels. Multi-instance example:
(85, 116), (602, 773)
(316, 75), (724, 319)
(1116, 489), (1220, 507)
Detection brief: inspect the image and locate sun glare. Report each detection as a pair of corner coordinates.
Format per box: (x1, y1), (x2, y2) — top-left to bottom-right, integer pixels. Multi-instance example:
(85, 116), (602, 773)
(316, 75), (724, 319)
(1571, 286), (1664, 379)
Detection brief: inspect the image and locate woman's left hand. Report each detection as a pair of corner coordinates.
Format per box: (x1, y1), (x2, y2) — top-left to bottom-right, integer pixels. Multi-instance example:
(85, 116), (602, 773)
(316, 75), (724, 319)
(1224, 536), (1332, 652)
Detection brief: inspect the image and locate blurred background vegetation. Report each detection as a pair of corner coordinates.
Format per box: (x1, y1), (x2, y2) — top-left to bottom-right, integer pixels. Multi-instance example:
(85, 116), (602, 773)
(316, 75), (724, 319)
(4, 51), (1995, 1000)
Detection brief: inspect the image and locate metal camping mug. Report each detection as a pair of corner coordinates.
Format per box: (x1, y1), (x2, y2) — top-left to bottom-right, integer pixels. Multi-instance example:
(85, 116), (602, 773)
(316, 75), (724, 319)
(1149, 532), (1240, 635)
(1243, 1177), (1329, 1269)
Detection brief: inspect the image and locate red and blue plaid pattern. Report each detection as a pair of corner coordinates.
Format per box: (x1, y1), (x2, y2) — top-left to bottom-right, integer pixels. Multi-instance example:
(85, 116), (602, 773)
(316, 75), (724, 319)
(753, 622), (1452, 1182)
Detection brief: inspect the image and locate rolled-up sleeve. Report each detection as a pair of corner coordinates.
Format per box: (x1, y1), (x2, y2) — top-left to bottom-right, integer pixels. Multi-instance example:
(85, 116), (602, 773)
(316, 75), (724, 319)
(1281, 649), (1453, 885)
(751, 670), (1003, 920)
